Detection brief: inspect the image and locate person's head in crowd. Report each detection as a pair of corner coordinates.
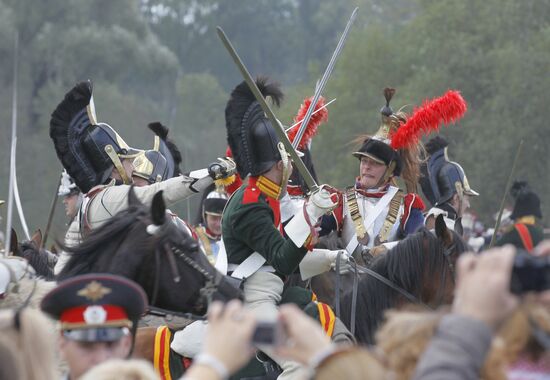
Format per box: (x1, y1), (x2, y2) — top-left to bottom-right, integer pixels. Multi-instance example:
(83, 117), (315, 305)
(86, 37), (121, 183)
(40, 274), (147, 380)
(382, 242), (550, 380)
(0, 308), (57, 380)
(79, 359), (158, 380)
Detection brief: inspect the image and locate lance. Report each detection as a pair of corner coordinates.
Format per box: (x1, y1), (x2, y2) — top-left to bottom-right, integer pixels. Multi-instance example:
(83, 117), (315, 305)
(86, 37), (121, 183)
(217, 27), (319, 193)
(292, 7), (358, 150)
(489, 140), (523, 248)
(41, 173), (62, 249)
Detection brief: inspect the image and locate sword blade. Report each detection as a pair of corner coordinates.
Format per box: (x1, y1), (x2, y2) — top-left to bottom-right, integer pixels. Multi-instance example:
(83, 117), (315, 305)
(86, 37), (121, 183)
(292, 7), (358, 149)
(285, 98), (336, 133)
(216, 26), (319, 193)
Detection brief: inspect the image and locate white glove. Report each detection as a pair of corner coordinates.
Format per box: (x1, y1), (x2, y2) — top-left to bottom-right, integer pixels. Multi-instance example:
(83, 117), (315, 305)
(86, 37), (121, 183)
(305, 186), (338, 222)
(299, 249), (350, 280)
(285, 185), (337, 248)
(328, 250), (351, 274)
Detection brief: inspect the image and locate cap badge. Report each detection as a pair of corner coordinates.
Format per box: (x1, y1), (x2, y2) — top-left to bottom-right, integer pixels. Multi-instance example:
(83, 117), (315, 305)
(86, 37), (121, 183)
(83, 305), (107, 324)
(77, 281), (112, 301)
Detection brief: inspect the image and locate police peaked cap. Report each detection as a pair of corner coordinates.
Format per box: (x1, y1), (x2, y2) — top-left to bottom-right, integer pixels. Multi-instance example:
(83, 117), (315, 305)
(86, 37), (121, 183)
(41, 273), (147, 331)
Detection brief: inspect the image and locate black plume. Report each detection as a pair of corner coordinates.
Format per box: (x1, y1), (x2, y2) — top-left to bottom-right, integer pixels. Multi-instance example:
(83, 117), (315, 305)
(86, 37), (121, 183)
(510, 180), (529, 199)
(50, 81), (98, 193)
(225, 76), (283, 178)
(425, 136), (449, 155)
(148, 122), (183, 176)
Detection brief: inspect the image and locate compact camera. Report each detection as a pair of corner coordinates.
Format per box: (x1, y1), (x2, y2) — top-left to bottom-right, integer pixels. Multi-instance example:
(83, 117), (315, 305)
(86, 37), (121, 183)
(252, 321), (287, 347)
(510, 248), (550, 295)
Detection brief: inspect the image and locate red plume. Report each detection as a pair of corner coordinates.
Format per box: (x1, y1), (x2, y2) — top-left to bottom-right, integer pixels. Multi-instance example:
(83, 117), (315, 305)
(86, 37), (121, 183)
(390, 90), (467, 150)
(288, 96), (328, 150)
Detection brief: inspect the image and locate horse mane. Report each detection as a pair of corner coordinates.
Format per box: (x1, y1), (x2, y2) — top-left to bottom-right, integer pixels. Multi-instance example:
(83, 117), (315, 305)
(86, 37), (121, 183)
(341, 227), (467, 345)
(58, 203), (150, 280)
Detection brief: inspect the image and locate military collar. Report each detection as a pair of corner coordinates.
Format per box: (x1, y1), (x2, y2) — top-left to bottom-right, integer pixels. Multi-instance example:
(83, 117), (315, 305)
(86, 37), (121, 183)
(354, 179), (391, 198)
(516, 216), (536, 225)
(250, 176), (282, 200)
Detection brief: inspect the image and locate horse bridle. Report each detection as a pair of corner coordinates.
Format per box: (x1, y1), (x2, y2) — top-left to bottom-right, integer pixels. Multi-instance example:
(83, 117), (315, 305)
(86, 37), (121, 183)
(146, 222), (220, 322)
(336, 238), (460, 336)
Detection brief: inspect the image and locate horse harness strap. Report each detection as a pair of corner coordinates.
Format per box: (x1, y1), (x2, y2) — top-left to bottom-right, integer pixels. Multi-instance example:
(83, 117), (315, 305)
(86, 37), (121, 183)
(354, 263), (433, 310)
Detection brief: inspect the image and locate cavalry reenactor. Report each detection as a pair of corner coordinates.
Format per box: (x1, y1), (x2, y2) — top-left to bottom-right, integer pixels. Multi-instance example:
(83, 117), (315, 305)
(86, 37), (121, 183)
(221, 77), (338, 379)
(420, 136), (479, 231)
(54, 170), (83, 275)
(49, 81), (235, 246)
(194, 184), (228, 265)
(40, 273), (147, 380)
(321, 88), (427, 257)
(496, 180), (544, 252)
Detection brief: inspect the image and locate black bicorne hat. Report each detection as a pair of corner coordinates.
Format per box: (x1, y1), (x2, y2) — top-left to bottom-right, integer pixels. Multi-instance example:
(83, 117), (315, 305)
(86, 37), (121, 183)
(225, 77), (284, 178)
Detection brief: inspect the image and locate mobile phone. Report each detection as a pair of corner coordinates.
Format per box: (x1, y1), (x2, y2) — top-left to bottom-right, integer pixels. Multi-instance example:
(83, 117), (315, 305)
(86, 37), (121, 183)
(252, 321), (287, 347)
(510, 249), (550, 295)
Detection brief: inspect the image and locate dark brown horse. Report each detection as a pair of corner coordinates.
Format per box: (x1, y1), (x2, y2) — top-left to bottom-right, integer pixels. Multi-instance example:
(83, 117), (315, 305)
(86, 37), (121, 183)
(340, 215), (468, 344)
(58, 188), (243, 316)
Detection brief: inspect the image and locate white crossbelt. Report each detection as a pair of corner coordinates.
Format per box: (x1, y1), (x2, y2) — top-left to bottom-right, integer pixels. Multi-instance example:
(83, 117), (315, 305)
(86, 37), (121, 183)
(215, 238), (274, 279)
(345, 186), (399, 254)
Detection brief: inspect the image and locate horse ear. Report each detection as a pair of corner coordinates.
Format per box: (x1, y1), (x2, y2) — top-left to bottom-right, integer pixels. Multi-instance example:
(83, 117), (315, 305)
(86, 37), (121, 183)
(454, 217), (464, 237)
(10, 229), (18, 254)
(151, 191), (166, 226)
(435, 214), (452, 245)
(31, 229), (42, 248)
(128, 185), (142, 207)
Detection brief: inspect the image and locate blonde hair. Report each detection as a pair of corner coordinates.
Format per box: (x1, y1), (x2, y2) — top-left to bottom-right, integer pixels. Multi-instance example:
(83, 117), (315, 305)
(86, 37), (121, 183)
(0, 308), (57, 380)
(314, 347), (388, 380)
(79, 359), (159, 380)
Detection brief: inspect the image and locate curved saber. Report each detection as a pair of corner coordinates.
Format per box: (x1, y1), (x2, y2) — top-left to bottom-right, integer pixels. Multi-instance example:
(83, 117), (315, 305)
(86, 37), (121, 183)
(216, 26), (319, 193)
(5, 31), (31, 254)
(285, 98), (336, 133)
(292, 7), (358, 149)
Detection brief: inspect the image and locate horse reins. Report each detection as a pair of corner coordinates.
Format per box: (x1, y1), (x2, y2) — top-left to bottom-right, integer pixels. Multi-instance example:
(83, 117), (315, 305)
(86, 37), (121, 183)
(145, 219), (218, 322)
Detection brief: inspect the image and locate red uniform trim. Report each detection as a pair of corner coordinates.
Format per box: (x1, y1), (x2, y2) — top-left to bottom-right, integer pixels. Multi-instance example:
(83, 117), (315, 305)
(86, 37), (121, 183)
(60, 304), (127, 324)
(243, 177), (282, 229)
(514, 223), (534, 252)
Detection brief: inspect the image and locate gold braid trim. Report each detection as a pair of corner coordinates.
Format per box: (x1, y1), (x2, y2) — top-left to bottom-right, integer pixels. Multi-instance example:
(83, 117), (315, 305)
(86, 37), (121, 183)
(257, 175), (282, 199)
(378, 190), (404, 243)
(195, 226), (215, 265)
(345, 187), (367, 240)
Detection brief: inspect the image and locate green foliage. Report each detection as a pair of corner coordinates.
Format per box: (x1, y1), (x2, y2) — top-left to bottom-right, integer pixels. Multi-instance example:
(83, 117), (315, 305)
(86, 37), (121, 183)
(1, 0), (549, 245)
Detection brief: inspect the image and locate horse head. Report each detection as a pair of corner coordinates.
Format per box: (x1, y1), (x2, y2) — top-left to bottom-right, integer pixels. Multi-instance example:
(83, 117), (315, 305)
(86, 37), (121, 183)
(10, 229), (55, 281)
(59, 188), (242, 316)
(342, 220), (469, 345)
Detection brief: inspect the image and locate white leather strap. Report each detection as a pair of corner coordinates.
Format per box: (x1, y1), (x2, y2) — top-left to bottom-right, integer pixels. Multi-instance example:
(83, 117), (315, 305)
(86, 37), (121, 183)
(229, 252), (269, 280)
